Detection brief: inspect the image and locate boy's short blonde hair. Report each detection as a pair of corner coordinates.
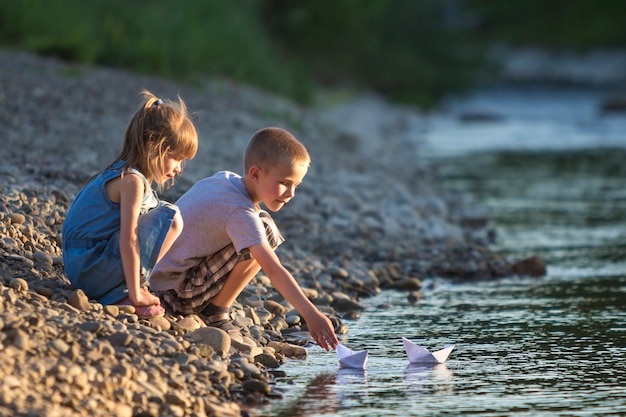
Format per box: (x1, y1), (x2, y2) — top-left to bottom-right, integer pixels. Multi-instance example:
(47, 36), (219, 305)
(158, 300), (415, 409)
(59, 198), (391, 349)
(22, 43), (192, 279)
(243, 127), (310, 172)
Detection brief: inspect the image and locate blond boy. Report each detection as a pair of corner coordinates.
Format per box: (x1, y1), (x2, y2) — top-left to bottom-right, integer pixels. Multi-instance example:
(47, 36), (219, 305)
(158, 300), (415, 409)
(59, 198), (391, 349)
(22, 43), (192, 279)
(151, 127), (338, 351)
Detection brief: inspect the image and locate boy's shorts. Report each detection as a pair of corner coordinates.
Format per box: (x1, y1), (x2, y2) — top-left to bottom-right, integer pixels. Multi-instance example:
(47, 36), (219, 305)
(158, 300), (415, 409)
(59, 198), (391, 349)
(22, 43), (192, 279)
(158, 211), (284, 315)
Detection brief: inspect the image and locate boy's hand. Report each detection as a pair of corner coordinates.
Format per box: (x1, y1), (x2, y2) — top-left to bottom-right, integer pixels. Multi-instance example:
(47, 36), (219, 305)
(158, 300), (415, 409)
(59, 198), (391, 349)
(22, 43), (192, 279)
(306, 310), (339, 351)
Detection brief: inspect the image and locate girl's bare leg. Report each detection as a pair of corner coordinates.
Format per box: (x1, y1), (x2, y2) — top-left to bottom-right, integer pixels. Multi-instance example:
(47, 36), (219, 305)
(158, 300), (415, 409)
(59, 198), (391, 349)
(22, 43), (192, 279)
(156, 206), (183, 263)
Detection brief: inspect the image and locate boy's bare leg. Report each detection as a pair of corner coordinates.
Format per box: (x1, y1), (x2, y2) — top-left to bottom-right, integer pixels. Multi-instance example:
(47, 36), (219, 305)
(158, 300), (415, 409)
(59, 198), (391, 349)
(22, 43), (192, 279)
(210, 258), (261, 308)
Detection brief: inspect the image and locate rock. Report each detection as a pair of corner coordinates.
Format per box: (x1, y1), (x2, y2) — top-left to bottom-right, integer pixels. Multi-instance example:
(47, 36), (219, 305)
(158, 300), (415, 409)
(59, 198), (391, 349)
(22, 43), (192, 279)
(407, 291), (421, 305)
(386, 277), (422, 291)
(77, 321), (104, 333)
(187, 327), (231, 356)
(8, 278), (28, 292)
(267, 341), (308, 358)
(103, 304), (119, 317)
(9, 213), (26, 224)
(33, 251), (54, 266)
(301, 287), (319, 299)
(238, 362), (262, 378)
(254, 353), (281, 368)
(600, 94), (626, 113)
(335, 323), (349, 334)
(231, 339), (263, 357)
(49, 339), (70, 354)
(242, 378), (270, 395)
(177, 315), (203, 331)
(116, 304), (135, 315)
(68, 289), (92, 311)
(149, 316), (171, 331)
(263, 300), (286, 315)
(331, 297), (366, 312)
(244, 307), (261, 325)
(342, 310), (361, 320)
(511, 255), (547, 277)
(108, 331), (133, 347)
(33, 286), (54, 297)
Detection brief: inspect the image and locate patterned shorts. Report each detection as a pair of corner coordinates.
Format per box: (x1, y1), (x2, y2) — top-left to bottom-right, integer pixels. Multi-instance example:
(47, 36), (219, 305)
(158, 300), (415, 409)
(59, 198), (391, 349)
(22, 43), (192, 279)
(158, 211), (283, 315)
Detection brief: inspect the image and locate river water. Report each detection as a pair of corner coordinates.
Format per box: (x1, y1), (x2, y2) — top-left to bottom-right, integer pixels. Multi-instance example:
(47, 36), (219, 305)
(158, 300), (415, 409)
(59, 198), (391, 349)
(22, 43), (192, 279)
(258, 87), (626, 417)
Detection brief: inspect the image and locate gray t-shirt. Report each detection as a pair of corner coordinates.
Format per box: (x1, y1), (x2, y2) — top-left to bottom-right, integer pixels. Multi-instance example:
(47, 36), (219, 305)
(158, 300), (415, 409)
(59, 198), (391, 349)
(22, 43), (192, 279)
(150, 171), (275, 291)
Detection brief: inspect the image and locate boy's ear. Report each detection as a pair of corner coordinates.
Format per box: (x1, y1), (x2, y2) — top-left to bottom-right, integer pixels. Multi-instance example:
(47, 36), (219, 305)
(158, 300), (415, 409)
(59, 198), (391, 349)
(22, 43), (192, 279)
(248, 165), (261, 182)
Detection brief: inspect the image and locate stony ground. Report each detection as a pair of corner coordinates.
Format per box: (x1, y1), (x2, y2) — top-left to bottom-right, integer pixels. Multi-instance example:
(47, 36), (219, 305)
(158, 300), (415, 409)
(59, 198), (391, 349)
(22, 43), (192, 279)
(0, 51), (520, 417)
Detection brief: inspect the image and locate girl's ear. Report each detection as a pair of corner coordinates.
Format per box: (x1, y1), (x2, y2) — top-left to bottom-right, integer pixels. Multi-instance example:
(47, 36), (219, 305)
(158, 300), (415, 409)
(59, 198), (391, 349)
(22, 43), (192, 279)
(146, 141), (158, 154)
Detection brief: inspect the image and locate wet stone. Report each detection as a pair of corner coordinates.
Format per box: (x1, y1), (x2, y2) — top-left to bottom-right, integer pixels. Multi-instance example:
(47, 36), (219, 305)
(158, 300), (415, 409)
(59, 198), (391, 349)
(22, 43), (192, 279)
(254, 353), (281, 369)
(242, 378), (270, 395)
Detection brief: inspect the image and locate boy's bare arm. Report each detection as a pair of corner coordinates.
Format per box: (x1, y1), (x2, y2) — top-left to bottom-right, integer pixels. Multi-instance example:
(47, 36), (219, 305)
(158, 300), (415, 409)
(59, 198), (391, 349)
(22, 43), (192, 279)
(249, 243), (338, 351)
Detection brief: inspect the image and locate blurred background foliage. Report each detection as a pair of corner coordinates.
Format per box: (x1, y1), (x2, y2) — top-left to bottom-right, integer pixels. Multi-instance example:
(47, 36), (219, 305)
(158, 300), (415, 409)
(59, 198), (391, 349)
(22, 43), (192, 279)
(1, 0), (625, 107)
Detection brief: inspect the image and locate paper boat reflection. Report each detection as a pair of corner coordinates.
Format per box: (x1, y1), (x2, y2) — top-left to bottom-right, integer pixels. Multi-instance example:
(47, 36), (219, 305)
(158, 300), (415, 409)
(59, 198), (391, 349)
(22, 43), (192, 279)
(402, 337), (455, 364)
(336, 343), (369, 369)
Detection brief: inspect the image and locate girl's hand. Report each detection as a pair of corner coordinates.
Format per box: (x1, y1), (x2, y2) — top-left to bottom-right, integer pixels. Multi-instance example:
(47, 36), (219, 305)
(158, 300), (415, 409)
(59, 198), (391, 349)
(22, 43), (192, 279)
(132, 287), (161, 307)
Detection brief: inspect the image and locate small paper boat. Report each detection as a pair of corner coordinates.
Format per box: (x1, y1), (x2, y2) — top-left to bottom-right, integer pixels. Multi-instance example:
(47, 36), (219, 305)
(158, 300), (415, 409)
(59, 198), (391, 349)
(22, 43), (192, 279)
(336, 343), (369, 369)
(402, 337), (455, 364)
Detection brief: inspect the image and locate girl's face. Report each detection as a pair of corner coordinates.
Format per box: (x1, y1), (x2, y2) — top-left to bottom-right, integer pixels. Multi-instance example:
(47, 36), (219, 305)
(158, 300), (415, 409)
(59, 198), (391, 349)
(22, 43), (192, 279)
(157, 155), (185, 185)
(254, 162), (308, 212)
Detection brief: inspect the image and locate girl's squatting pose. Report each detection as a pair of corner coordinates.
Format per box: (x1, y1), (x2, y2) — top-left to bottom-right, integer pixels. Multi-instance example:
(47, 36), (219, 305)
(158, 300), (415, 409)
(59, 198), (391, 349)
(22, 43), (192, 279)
(62, 90), (198, 318)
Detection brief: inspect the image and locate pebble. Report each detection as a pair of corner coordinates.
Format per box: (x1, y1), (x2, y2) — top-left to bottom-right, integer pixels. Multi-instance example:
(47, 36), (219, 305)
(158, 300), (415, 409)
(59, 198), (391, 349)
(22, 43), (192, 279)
(68, 289), (92, 311)
(187, 327), (231, 356)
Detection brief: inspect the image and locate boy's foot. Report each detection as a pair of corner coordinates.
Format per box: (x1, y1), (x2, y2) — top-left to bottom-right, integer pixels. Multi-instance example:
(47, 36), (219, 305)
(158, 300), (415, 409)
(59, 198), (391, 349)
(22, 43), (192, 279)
(202, 303), (242, 336)
(115, 296), (165, 319)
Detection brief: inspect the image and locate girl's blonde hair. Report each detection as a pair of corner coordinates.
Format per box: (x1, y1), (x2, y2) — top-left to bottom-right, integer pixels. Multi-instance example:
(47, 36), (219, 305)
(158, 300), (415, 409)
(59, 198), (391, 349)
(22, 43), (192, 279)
(113, 90), (198, 189)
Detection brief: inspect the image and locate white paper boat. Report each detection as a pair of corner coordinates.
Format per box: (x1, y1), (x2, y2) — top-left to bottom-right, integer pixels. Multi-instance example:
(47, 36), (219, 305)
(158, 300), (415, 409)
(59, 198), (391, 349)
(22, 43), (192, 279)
(336, 343), (369, 369)
(402, 337), (455, 364)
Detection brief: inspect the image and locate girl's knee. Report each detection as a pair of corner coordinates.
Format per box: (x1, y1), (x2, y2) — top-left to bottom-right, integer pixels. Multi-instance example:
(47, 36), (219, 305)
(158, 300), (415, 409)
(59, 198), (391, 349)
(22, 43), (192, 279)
(171, 208), (183, 233)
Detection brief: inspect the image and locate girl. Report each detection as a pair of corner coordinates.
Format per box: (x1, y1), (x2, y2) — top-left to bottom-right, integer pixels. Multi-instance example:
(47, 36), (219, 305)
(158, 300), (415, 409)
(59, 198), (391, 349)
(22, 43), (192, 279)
(62, 90), (198, 318)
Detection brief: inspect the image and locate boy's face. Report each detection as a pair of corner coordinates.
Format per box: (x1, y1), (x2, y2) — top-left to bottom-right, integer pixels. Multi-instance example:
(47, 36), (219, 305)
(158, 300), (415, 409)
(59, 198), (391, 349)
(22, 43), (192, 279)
(254, 162), (308, 212)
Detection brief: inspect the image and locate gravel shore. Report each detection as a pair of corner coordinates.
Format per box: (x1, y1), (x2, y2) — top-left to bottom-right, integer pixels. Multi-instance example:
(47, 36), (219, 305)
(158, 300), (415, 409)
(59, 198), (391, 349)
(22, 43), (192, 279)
(0, 51), (517, 416)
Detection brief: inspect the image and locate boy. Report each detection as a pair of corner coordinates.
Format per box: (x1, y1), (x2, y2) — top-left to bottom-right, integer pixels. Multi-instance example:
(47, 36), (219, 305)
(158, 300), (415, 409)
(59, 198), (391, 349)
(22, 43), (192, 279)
(150, 127), (338, 351)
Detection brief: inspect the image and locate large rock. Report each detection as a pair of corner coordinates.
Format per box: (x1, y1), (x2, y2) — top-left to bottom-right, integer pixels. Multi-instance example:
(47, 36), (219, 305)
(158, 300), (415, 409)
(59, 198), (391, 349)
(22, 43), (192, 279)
(187, 327), (231, 356)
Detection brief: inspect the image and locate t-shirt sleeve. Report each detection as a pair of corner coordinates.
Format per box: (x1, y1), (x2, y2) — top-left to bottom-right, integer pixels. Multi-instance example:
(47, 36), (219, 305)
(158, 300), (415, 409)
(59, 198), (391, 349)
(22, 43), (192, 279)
(225, 207), (268, 253)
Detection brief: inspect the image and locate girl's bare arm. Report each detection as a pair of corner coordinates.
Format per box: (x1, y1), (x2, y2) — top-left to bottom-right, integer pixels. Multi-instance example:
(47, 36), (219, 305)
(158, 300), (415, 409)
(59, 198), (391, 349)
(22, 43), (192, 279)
(118, 174), (160, 306)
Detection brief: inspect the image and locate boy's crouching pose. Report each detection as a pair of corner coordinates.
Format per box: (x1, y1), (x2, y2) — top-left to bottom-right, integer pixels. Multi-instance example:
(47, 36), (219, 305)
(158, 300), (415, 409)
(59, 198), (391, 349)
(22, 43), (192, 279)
(150, 127), (338, 351)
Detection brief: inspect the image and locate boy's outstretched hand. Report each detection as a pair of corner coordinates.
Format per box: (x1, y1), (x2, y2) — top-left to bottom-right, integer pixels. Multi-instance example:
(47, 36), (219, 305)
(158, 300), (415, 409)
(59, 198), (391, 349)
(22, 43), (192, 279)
(305, 310), (339, 351)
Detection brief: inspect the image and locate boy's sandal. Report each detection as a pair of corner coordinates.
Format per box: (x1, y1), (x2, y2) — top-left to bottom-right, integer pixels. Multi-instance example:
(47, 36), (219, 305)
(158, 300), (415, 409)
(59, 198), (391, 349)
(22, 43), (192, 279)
(205, 312), (241, 335)
(115, 296), (165, 319)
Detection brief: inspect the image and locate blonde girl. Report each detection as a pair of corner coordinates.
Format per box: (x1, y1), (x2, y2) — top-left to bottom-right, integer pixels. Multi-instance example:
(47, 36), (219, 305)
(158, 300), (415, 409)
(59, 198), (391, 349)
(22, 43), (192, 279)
(62, 90), (198, 318)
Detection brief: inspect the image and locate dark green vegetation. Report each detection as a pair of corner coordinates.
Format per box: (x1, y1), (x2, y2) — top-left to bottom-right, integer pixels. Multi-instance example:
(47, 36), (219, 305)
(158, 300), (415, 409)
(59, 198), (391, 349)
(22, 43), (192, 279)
(1, 0), (625, 107)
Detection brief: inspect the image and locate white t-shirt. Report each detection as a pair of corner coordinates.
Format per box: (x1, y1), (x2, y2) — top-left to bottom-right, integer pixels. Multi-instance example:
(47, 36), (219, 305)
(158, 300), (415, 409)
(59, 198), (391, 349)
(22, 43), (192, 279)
(150, 171), (274, 291)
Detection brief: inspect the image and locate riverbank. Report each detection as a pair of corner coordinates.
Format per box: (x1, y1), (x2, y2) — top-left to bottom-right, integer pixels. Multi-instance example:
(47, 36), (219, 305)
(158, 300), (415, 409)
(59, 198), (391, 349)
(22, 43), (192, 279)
(1, 51), (516, 417)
